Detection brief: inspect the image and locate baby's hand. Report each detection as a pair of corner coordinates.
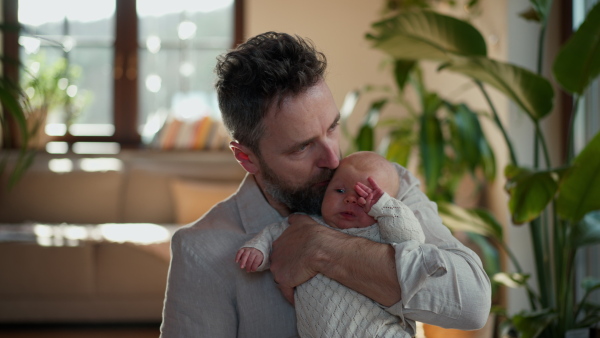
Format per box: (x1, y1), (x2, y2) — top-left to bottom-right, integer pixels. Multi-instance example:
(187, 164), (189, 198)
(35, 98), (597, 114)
(355, 177), (384, 213)
(235, 247), (264, 272)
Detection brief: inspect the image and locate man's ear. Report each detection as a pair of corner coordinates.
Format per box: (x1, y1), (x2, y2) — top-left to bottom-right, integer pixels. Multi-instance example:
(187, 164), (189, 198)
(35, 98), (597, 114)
(230, 141), (259, 174)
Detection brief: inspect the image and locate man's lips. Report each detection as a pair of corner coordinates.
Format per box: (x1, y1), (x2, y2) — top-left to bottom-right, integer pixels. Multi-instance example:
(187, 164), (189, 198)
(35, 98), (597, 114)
(314, 180), (330, 187)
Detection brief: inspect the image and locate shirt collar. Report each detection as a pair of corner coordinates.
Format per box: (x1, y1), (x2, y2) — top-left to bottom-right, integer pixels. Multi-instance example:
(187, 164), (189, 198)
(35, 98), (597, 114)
(235, 173), (285, 234)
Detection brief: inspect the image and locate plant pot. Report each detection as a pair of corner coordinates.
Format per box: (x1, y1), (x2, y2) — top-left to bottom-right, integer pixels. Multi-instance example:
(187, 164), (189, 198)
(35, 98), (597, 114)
(20, 107), (53, 150)
(422, 314), (496, 338)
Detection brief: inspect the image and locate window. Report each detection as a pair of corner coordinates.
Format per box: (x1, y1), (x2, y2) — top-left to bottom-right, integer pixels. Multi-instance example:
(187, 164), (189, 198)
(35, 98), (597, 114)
(5, 0), (242, 152)
(573, 0), (600, 305)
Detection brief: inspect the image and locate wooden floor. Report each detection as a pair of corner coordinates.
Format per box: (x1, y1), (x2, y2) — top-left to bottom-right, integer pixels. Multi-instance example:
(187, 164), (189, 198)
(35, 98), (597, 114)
(0, 323), (160, 338)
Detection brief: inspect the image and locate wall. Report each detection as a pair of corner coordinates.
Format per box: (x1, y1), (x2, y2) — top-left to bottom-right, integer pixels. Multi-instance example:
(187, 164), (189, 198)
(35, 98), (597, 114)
(245, 0), (395, 151)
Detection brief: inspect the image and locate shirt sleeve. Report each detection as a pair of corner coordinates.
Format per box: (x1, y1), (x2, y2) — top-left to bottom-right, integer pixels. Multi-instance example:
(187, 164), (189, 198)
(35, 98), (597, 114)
(239, 219), (289, 271)
(383, 164), (492, 330)
(369, 192), (426, 244)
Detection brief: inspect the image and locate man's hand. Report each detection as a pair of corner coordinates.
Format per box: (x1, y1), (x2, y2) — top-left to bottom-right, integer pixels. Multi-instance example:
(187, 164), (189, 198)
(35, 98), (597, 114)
(271, 213), (401, 307)
(355, 177), (384, 213)
(270, 214), (327, 304)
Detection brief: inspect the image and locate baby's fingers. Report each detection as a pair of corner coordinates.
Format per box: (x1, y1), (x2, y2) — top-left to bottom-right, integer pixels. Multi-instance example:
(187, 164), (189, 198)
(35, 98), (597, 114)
(367, 177), (382, 191)
(248, 255), (262, 272)
(355, 182), (372, 197)
(235, 249), (245, 263)
(237, 250), (251, 269)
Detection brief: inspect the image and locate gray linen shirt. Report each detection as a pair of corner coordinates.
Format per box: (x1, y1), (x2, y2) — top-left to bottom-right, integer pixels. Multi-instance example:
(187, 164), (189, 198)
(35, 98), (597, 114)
(160, 164), (491, 337)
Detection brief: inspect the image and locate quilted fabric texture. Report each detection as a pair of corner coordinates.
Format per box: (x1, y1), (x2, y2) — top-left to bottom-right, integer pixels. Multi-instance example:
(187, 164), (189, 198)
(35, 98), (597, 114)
(295, 273), (411, 338)
(293, 195), (424, 338)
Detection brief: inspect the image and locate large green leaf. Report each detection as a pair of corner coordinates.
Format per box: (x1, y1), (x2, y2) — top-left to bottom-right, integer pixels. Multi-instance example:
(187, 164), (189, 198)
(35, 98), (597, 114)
(384, 124), (413, 167)
(557, 132), (600, 222)
(478, 130), (497, 182)
(570, 211), (600, 248)
(493, 272), (530, 289)
(355, 125), (374, 151)
(448, 104), (480, 171)
(512, 308), (557, 338)
(0, 78), (29, 146)
(438, 202), (503, 240)
(530, 0), (553, 23)
(354, 99), (387, 151)
(505, 165), (559, 224)
(553, 2), (600, 95)
(393, 59), (416, 92)
(419, 98), (444, 196)
(467, 232), (501, 279)
(447, 103), (496, 181)
(367, 10), (487, 63)
(444, 56), (554, 121)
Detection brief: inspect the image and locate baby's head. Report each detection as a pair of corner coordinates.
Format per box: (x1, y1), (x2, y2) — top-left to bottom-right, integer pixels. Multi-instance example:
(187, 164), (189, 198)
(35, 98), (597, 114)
(321, 151), (399, 229)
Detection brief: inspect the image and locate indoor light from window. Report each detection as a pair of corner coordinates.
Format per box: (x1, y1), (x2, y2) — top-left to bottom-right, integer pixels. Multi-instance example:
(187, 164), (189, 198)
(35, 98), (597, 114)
(146, 36), (161, 54)
(179, 62), (195, 77)
(72, 142), (120, 154)
(69, 124), (114, 137)
(62, 36), (76, 52)
(19, 0), (115, 26)
(48, 158), (73, 173)
(46, 141), (69, 154)
(137, 0), (233, 16)
(146, 74), (162, 93)
(18, 36), (41, 54)
(178, 21), (197, 40)
(57, 78), (69, 90)
(46, 123), (67, 136)
(99, 223), (171, 244)
(79, 158), (123, 172)
(66, 85), (78, 98)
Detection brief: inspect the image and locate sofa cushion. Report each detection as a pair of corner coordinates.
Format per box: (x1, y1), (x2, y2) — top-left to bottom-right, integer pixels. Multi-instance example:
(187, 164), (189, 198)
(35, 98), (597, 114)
(0, 170), (123, 224)
(95, 242), (169, 297)
(121, 169), (174, 223)
(0, 242), (94, 297)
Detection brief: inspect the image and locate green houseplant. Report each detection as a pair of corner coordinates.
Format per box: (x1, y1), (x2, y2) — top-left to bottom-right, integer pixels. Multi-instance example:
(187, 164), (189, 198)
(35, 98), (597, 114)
(0, 23), (35, 190)
(360, 1), (600, 337)
(20, 53), (87, 149)
(340, 0), (503, 304)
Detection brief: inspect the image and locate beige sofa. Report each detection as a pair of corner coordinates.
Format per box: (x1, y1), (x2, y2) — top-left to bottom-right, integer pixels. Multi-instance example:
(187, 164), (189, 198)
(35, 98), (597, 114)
(0, 150), (245, 323)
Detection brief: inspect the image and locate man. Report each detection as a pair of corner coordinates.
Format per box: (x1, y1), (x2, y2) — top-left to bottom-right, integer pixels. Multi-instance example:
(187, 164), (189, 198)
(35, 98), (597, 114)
(161, 32), (491, 337)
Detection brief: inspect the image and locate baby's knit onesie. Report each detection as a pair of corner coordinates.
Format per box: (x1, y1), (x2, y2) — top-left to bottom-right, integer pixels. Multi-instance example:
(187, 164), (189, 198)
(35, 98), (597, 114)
(241, 193), (425, 338)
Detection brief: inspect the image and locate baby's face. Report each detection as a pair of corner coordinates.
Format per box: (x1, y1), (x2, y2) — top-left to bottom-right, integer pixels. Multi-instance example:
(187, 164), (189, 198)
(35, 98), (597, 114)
(320, 159), (377, 229)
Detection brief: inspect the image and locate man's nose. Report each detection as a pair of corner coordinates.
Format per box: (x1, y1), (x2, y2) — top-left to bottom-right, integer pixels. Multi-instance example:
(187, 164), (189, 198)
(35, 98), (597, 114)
(317, 140), (340, 169)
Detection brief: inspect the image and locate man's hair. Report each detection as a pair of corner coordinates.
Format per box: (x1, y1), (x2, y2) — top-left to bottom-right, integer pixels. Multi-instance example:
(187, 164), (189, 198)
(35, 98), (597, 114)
(215, 32), (327, 155)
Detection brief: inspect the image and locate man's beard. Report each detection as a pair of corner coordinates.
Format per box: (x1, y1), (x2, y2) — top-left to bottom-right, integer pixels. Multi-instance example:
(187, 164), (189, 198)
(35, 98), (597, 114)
(259, 157), (333, 215)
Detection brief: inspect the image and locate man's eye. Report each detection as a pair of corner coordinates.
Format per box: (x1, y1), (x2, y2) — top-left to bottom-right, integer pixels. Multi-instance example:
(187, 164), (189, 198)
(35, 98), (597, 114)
(295, 142), (311, 153)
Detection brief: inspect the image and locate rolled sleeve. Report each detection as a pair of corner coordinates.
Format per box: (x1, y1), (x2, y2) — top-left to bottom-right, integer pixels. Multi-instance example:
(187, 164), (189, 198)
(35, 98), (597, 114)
(385, 164), (492, 330)
(385, 241), (450, 316)
(385, 240), (491, 330)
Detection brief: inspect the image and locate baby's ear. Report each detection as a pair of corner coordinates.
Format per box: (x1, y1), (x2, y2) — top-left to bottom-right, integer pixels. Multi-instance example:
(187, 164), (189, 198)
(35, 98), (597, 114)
(230, 141), (259, 174)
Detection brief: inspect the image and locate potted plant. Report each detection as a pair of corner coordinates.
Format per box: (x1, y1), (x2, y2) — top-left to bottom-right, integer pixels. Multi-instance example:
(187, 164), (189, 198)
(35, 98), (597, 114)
(340, 0), (503, 314)
(20, 52), (89, 149)
(360, 1), (600, 337)
(0, 22), (35, 190)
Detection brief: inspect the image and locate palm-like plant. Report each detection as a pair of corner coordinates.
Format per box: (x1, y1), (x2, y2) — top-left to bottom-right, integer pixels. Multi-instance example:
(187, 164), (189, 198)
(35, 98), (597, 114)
(361, 1), (600, 337)
(0, 23), (36, 190)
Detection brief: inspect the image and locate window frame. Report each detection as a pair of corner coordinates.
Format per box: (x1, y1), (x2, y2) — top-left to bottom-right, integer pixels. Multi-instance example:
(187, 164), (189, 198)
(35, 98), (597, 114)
(2, 0), (244, 149)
